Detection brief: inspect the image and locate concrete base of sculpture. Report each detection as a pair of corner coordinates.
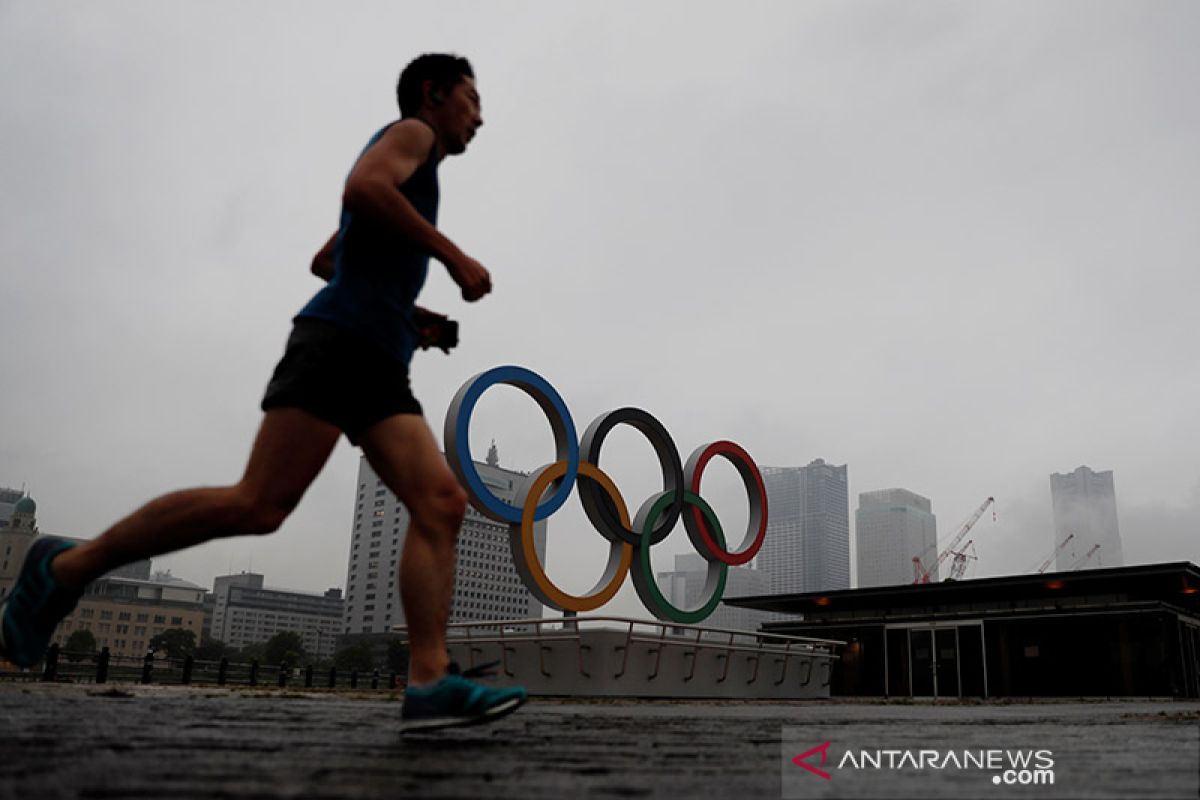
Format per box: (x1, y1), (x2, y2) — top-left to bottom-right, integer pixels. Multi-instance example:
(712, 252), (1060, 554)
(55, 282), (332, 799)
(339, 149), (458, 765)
(403, 616), (842, 700)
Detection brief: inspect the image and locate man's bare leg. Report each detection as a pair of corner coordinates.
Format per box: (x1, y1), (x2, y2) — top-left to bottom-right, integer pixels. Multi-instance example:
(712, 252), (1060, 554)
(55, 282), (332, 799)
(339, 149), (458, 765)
(358, 414), (467, 685)
(52, 408), (342, 588)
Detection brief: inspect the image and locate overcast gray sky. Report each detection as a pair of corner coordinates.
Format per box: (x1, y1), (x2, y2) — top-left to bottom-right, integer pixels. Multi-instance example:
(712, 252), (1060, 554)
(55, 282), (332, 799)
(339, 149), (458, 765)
(2, 1), (1197, 617)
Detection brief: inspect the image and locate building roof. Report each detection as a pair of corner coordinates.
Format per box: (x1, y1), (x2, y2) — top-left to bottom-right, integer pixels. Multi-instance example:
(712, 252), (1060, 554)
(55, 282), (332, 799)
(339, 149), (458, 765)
(725, 561), (1200, 618)
(106, 573), (206, 591)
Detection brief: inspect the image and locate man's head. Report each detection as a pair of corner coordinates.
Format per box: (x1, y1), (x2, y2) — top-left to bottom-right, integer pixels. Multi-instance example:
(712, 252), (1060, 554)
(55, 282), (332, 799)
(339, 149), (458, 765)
(397, 54), (481, 156)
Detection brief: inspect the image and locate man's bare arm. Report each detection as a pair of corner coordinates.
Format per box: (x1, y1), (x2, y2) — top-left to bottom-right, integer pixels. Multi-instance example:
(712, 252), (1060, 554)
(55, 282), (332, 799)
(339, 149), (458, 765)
(342, 120), (491, 302)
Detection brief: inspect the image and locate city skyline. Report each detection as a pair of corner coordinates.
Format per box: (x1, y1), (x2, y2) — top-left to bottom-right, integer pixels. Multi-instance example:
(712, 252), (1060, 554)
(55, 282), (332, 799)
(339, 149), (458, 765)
(1, 451), (1187, 615)
(0, 450), (1189, 609)
(2, 3), (1198, 615)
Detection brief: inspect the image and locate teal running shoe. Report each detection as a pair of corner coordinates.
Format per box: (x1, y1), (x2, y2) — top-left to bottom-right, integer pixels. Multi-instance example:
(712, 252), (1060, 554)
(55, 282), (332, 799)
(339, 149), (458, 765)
(0, 537), (81, 668)
(400, 662), (527, 733)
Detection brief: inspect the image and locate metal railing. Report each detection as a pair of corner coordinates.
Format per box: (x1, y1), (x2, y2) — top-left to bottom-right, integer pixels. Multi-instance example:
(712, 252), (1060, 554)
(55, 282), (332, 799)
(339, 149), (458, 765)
(0, 644), (401, 692)
(398, 615), (843, 684)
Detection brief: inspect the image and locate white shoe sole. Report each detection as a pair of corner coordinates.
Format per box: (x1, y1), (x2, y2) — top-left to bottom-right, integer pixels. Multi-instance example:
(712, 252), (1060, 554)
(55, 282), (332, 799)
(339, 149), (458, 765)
(399, 695), (526, 734)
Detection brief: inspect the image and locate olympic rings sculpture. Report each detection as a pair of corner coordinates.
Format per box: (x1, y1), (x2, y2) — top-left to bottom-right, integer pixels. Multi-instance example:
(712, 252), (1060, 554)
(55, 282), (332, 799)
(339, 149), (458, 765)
(444, 366), (769, 624)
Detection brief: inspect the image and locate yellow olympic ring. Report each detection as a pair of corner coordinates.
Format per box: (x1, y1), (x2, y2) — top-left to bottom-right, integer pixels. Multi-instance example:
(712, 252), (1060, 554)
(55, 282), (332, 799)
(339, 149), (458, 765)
(515, 461), (634, 611)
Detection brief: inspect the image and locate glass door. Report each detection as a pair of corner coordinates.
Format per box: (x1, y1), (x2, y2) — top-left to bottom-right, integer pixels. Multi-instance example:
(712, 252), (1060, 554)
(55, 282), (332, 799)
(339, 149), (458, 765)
(934, 628), (960, 697)
(909, 629), (935, 696)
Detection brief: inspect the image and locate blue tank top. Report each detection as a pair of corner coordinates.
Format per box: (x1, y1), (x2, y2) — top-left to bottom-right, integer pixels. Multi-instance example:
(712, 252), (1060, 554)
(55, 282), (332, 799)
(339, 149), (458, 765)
(297, 122), (440, 365)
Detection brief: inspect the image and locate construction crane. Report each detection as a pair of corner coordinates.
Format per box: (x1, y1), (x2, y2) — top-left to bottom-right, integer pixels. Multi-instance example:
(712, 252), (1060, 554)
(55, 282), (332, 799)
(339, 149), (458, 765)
(1067, 543), (1101, 571)
(912, 496), (996, 584)
(947, 539), (978, 581)
(1033, 533), (1076, 574)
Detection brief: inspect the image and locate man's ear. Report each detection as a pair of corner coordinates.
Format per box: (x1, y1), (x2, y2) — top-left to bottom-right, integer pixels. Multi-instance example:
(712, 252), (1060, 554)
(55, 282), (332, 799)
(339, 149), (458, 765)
(425, 80), (445, 106)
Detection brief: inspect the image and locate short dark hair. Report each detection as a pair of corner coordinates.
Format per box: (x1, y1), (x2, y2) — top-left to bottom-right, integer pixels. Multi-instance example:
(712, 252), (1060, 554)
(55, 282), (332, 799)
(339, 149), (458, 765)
(396, 54), (474, 117)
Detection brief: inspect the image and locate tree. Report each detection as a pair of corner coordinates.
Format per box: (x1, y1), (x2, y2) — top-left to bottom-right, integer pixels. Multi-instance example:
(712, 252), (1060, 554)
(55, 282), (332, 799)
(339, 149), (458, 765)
(236, 642), (267, 663)
(64, 629), (97, 662)
(194, 633), (233, 662)
(333, 642), (375, 673)
(264, 631), (307, 666)
(148, 628), (196, 659)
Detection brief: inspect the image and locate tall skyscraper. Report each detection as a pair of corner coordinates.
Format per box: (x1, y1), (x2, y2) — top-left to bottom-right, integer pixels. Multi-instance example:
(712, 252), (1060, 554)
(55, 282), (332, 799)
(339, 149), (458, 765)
(343, 445), (547, 635)
(1050, 466), (1123, 570)
(758, 459), (850, 594)
(855, 489), (938, 587)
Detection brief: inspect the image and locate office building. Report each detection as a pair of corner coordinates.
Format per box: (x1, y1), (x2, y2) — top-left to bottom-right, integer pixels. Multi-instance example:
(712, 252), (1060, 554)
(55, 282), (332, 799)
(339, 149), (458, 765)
(757, 459), (850, 594)
(210, 573), (343, 661)
(343, 444), (547, 635)
(855, 489), (938, 587)
(1050, 466), (1124, 570)
(51, 569), (207, 661)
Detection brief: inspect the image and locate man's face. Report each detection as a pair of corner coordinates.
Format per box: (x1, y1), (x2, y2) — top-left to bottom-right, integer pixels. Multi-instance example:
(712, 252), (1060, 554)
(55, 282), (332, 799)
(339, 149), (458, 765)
(435, 75), (483, 156)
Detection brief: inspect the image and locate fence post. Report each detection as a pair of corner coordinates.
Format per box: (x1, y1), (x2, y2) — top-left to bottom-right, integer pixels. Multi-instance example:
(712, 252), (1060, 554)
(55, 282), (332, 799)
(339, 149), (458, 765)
(305, 665), (313, 688)
(350, 670), (358, 689)
(181, 655), (194, 685)
(141, 652), (154, 684)
(328, 667), (337, 689)
(249, 660), (259, 687)
(218, 657), (228, 686)
(96, 647), (110, 684)
(41, 643), (59, 682)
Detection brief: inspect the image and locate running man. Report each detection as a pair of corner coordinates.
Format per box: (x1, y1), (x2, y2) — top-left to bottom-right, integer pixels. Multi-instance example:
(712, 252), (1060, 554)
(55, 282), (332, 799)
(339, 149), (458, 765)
(0, 53), (527, 732)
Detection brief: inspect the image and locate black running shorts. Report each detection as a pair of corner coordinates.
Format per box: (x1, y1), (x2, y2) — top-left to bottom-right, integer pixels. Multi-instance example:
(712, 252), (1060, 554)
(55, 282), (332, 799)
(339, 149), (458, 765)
(261, 317), (423, 445)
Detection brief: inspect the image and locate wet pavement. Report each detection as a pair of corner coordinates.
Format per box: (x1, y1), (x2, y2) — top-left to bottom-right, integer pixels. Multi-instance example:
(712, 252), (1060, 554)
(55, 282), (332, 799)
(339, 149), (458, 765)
(1, 683), (1197, 799)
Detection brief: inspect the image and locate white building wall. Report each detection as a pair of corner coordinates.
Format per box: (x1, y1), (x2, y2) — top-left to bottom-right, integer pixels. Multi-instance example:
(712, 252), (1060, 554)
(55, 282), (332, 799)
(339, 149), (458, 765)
(212, 572), (343, 660)
(344, 455), (547, 635)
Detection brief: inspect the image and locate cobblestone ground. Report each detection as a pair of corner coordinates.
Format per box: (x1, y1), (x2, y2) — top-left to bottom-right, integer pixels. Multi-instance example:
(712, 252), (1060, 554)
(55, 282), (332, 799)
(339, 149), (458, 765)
(1, 683), (1197, 799)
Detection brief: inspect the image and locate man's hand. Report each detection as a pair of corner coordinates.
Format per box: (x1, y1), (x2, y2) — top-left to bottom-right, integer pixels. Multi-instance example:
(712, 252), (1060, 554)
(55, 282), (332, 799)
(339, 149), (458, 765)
(414, 307), (459, 353)
(446, 254), (492, 302)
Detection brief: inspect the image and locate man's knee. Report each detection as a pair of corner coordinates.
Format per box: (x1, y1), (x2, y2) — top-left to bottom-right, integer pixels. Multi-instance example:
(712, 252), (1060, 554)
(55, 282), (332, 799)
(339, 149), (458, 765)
(410, 479), (468, 533)
(230, 488), (296, 536)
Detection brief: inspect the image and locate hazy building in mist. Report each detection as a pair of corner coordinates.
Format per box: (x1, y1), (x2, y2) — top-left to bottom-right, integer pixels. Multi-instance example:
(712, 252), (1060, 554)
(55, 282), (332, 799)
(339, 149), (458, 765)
(343, 444), (546, 636)
(757, 459), (850, 594)
(1050, 466), (1124, 570)
(657, 553), (772, 632)
(856, 488), (939, 587)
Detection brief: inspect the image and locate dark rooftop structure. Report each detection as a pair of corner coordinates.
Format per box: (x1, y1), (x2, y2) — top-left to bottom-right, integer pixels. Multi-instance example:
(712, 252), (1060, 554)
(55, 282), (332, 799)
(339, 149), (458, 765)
(726, 561), (1200, 698)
